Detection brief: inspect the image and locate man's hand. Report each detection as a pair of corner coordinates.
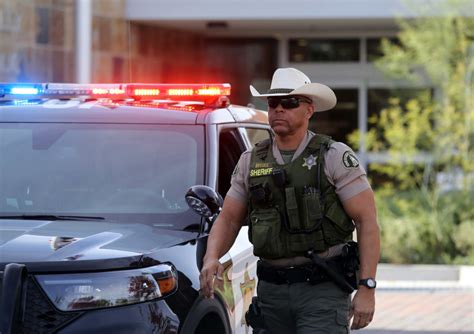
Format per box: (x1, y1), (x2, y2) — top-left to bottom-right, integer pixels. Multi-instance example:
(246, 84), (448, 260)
(199, 258), (224, 298)
(349, 287), (375, 330)
(199, 196), (247, 298)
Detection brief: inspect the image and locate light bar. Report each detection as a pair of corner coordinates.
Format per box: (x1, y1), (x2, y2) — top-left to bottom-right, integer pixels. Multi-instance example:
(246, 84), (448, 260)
(0, 83), (231, 102)
(127, 84), (231, 99)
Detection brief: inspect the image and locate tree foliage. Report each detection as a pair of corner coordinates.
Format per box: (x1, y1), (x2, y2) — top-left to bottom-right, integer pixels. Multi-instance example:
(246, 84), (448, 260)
(377, 0), (474, 184)
(349, 0), (474, 263)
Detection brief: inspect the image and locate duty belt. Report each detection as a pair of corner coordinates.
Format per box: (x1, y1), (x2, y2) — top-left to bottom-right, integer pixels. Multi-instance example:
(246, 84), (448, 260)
(256, 260), (328, 285)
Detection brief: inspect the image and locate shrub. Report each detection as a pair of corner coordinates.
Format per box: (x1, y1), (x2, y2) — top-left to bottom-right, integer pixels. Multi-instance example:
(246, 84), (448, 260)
(376, 189), (474, 264)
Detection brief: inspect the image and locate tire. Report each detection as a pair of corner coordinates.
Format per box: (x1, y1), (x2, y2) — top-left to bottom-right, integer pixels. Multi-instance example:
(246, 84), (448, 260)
(179, 296), (231, 334)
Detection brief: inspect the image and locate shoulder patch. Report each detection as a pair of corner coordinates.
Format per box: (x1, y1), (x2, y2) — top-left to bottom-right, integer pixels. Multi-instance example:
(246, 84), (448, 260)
(342, 151), (360, 168)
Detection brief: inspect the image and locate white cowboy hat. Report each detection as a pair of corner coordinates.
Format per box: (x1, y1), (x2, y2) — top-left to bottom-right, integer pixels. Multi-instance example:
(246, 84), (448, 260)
(249, 67), (337, 112)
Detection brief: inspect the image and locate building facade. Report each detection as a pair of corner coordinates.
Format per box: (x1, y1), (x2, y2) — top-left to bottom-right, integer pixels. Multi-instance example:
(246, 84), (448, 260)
(1, 0), (445, 167)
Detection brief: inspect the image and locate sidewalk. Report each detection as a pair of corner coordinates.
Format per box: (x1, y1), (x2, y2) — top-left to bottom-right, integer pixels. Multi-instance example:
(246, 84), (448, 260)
(357, 264), (474, 334)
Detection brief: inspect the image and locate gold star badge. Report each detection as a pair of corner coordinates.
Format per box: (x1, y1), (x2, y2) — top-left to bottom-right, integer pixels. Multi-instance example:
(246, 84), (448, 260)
(302, 154), (317, 170)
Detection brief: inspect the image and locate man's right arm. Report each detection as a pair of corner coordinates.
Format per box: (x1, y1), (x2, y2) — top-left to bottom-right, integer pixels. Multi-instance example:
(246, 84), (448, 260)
(200, 196), (247, 298)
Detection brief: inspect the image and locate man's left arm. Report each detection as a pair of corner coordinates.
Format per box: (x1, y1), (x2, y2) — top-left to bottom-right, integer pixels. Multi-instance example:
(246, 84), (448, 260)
(342, 188), (380, 330)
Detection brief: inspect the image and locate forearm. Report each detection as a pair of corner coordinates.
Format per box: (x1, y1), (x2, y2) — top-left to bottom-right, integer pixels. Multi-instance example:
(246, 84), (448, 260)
(355, 217), (380, 280)
(203, 196), (247, 262)
(350, 217), (379, 330)
(204, 214), (241, 261)
(342, 188), (380, 281)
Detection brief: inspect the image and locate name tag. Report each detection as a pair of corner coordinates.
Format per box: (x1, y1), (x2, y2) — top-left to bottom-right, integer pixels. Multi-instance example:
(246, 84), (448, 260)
(250, 167), (274, 177)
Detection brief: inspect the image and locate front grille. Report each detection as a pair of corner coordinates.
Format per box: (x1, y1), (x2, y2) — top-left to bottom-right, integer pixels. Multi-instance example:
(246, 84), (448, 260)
(19, 277), (82, 333)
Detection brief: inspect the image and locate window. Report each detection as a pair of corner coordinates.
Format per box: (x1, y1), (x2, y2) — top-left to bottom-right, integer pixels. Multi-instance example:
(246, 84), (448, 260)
(0, 123), (205, 228)
(289, 38), (360, 62)
(310, 89), (358, 142)
(218, 128), (246, 197)
(242, 127), (272, 148)
(368, 88), (432, 123)
(366, 37), (400, 62)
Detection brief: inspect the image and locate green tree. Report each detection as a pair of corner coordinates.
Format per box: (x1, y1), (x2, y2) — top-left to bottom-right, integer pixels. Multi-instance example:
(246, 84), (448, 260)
(349, 0), (474, 264)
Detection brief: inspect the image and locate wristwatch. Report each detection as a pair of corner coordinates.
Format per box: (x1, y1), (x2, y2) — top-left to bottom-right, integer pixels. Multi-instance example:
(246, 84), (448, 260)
(359, 278), (377, 289)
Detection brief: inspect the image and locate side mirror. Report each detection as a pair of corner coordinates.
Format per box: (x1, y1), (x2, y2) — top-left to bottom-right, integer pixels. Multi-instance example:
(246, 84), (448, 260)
(185, 185), (223, 218)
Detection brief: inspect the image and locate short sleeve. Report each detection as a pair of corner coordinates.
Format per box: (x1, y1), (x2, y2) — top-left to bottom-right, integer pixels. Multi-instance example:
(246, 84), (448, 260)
(323, 142), (371, 201)
(225, 150), (251, 203)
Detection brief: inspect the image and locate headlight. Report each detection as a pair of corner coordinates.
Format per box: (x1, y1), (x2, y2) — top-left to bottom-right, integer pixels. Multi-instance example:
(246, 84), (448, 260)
(36, 263), (178, 311)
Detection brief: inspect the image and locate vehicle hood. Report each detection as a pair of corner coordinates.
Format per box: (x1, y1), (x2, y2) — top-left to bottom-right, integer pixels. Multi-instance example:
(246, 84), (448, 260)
(0, 219), (197, 268)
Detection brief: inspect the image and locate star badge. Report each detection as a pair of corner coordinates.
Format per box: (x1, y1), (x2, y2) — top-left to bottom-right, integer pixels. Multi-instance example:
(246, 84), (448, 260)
(302, 154), (317, 170)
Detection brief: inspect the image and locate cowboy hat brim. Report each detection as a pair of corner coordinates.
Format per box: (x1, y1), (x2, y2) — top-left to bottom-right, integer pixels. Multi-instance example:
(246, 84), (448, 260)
(249, 83), (337, 112)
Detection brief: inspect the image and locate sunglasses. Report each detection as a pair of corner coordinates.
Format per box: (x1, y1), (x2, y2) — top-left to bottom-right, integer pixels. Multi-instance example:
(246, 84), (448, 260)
(267, 96), (312, 109)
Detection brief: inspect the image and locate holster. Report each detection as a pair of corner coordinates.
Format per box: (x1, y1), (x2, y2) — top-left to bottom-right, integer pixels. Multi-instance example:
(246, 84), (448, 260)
(340, 241), (360, 289)
(306, 242), (360, 293)
(245, 296), (269, 333)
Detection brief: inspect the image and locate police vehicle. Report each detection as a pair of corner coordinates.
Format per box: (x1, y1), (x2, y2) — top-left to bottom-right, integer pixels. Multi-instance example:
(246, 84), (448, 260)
(0, 83), (271, 333)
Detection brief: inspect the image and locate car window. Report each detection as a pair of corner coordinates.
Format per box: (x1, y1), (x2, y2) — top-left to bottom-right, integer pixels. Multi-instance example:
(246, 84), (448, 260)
(242, 127), (272, 147)
(0, 123), (204, 228)
(218, 128), (246, 197)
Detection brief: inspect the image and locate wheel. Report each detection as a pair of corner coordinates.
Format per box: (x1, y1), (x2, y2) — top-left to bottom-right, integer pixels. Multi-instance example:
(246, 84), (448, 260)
(179, 296), (231, 334)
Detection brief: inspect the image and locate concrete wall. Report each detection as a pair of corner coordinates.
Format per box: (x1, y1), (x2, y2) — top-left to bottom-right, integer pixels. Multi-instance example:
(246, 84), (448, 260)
(0, 0), (75, 82)
(0, 0), (207, 84)
(125, 0), (421, 21)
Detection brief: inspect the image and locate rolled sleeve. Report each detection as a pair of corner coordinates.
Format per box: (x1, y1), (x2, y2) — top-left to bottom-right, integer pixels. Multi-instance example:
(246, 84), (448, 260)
(324, 142), (371, 201)
(337, 175), (371, 201)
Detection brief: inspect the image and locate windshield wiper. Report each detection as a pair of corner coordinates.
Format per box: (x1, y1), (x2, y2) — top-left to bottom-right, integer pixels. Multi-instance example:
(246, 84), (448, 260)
(0, 215), (105, 221)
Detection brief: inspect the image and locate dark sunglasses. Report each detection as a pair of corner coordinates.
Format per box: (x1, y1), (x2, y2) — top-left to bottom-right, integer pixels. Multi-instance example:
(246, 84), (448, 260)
(267, 96), (312, 109)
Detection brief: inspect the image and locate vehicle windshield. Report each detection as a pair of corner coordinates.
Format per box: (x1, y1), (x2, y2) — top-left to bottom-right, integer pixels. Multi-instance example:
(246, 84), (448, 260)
(0, 123), (204, 229)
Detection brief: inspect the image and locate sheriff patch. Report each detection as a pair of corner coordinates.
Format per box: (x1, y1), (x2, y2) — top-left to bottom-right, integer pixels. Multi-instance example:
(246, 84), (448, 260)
(250, 167), (274, 177)
(342, 151), (360, 168)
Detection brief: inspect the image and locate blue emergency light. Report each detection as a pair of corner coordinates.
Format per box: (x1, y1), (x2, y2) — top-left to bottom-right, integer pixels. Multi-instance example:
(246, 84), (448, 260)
(0, 84), (42, 96)
(10, 87), (39, 95)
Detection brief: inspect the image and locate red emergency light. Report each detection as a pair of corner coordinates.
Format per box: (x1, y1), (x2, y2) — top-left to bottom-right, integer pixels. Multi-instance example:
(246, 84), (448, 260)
(127, 84), (231, 99)
(132, 88), (161, 96)
(92, 88), (126, 95)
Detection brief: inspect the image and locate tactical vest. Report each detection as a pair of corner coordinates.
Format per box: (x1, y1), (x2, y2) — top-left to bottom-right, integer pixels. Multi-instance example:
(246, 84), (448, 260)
(248, 134), (355, 259)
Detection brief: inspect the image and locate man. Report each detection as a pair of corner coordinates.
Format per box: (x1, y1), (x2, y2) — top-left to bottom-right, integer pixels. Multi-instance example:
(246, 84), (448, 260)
(200, 68), (380, 333)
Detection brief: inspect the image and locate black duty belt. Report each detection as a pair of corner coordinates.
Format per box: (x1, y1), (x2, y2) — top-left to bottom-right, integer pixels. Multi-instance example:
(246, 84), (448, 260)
(256, 260), (328, 285)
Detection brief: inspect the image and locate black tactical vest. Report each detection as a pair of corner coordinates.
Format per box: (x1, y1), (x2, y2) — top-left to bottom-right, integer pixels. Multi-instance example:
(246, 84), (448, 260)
(247, 134), (355, 259)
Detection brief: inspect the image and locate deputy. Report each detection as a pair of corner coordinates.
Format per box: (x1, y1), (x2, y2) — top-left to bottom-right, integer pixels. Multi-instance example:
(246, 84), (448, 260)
(200, 67), (380, 333)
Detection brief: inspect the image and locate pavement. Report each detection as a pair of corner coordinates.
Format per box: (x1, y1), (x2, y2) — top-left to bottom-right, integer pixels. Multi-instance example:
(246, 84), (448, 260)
(357, 264), (474, 334)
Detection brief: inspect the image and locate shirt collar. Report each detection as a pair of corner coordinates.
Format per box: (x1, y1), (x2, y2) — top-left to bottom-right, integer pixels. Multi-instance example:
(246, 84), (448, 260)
(272, 130), (315, 165)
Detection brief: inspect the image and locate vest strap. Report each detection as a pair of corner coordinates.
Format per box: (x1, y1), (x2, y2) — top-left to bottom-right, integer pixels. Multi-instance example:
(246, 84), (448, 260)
(305, 134), (333, 193)
(255, 138), (271, 160)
